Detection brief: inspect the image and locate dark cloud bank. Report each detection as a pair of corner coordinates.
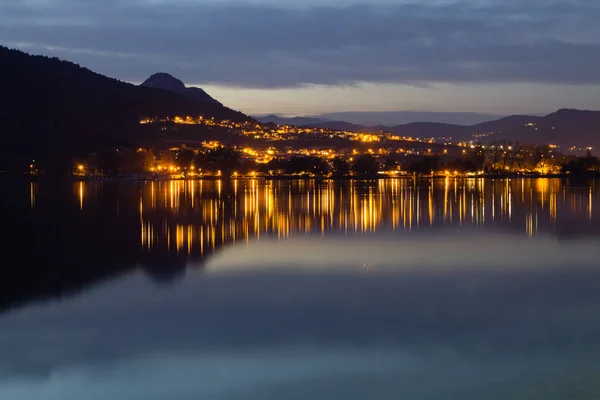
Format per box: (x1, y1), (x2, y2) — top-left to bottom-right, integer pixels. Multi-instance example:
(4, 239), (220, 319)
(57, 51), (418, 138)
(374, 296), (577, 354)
(1, 0), (599, 88)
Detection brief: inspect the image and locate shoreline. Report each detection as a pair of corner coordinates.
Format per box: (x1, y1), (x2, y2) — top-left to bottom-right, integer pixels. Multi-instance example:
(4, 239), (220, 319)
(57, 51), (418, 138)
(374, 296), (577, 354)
(5, 173), (600, 183)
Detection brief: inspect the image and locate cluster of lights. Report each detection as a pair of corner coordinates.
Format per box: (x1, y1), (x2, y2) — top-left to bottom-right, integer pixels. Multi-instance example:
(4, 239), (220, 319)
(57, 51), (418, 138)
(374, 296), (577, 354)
(140, 116), (251, 130)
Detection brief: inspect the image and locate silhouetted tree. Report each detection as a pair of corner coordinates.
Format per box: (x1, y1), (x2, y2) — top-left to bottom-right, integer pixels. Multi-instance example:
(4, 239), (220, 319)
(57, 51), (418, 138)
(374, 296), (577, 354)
(159, 149), (176, 166)
(465, 150), (486, 171)
(176, 148), (195, 170)
(332, 157), (350, 178)
(383, 157), (399, 172)
(506, 142), (523, 173)
(258, 158), (286, 175)
(562, 154), (600, 176)
(406, 156), (439, 176)
(486, 141), (502, 173)
(135, 148), (156, 172)
(443, 158), (477, 173)
(284, 156), (329, 176)
(96, 148), (127, 176)
(201, 146), (241, 177)
(353, 154), (379, 178)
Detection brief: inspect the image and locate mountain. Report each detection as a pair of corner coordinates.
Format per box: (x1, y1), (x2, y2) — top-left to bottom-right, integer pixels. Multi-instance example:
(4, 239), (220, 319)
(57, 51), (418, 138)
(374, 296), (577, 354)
(256, 113), (540, 140)
(394, 116), (542, 142)
(310, 111), (509, 126)
(253, 115), (376, 132)
(141, 73), (222, 105)
(257, 112), (508, 130)
(470, 115), (540, 134)
(491, 109), (600, 151)
(306, 121), (379, 132)
(258, 110), (596, 150)
(254, 115), (329, 126)
(387, 122), (470, 140)
(0, 46), (250, 170)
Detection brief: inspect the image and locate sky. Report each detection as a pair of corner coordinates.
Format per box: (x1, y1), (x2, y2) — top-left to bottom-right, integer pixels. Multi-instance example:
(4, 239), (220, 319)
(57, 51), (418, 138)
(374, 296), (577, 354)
(1, 0), (600, 116)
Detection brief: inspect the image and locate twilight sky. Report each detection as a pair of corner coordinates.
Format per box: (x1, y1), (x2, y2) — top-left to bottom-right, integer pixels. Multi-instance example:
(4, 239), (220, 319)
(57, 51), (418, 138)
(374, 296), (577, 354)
(2, 0), (600, 116)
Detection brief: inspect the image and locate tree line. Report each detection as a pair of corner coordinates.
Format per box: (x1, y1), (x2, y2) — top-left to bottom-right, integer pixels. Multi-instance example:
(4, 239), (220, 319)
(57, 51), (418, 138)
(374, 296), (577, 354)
(26, 142), (600, 178)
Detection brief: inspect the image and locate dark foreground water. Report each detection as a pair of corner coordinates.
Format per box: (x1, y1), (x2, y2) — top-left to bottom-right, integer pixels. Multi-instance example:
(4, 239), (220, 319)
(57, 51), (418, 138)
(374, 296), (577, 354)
(1, 178), (600, 399)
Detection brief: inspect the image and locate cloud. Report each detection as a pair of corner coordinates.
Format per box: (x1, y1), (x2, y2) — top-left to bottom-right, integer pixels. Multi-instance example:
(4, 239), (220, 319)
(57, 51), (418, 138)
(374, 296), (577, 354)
(1, 0), (599, 87)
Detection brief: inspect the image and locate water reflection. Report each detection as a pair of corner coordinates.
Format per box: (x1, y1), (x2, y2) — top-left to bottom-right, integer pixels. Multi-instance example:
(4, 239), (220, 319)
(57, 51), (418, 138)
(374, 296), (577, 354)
(113, 179), (600, 257)
(6, 178), (600, 309)
(22, 178), (600, 259)
(3, 178), (600, 399)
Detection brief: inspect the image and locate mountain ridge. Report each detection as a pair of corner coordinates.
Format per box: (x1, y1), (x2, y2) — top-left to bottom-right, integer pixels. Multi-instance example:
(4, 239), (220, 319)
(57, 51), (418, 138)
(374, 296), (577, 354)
(0, 46), (251, 170)
(256, 111), (599, 151)
(301, 111), (511, 126)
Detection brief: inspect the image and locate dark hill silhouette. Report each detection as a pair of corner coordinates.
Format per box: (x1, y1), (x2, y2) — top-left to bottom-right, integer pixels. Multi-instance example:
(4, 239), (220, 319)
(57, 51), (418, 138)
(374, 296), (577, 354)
(470, 115), (540, 134)
(141, 72), (222, 105)
(258, 111), (596, 151)
(255, 115), (329, 126)
(141, 72), (187, 91)
(305, 120), (378, 132)
(257, 113), (542, 141)
(491, 109), (600, 151)
(254, 115), (379, 133)
(311, 117), (542, 142)
(387, 122), (469, 139)
(308, 111), (506, 126)
(0, 46), (251, 171)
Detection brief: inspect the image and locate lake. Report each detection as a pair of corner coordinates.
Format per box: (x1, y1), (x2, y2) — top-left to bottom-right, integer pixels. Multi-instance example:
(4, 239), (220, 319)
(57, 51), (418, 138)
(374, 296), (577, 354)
(1, 178), (600, 399)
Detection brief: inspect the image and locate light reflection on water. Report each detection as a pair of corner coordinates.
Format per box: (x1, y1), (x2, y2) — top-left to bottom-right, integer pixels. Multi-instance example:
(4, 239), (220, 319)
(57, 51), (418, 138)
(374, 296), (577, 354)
(2, 178), (600, 400)
(134, 178), (596, 248)
(51, 178), (599, 257)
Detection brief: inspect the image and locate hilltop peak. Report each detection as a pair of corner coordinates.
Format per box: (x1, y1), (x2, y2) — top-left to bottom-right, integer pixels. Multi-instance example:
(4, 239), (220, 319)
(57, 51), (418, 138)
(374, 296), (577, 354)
(554, 108), (577, 114)
(140, 73), (221, 105)
(552, 108), (594, 116)
(141, 73), (186, 92)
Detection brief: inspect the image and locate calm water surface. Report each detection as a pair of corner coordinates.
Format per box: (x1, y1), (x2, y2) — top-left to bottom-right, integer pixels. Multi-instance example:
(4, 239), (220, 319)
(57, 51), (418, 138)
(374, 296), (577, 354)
(1, 178), (600, 399)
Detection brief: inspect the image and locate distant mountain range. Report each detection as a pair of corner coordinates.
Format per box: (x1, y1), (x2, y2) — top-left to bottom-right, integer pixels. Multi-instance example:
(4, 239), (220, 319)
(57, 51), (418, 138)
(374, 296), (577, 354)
(257, 112), (599, 151)
(491, 109), (599, 150)
(309, 111), (512, 126)
(257, 115), (329, 127)
(255, 114), (540, 141)
(256, 111), (515, 127)
(0, 46), (251, 169)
